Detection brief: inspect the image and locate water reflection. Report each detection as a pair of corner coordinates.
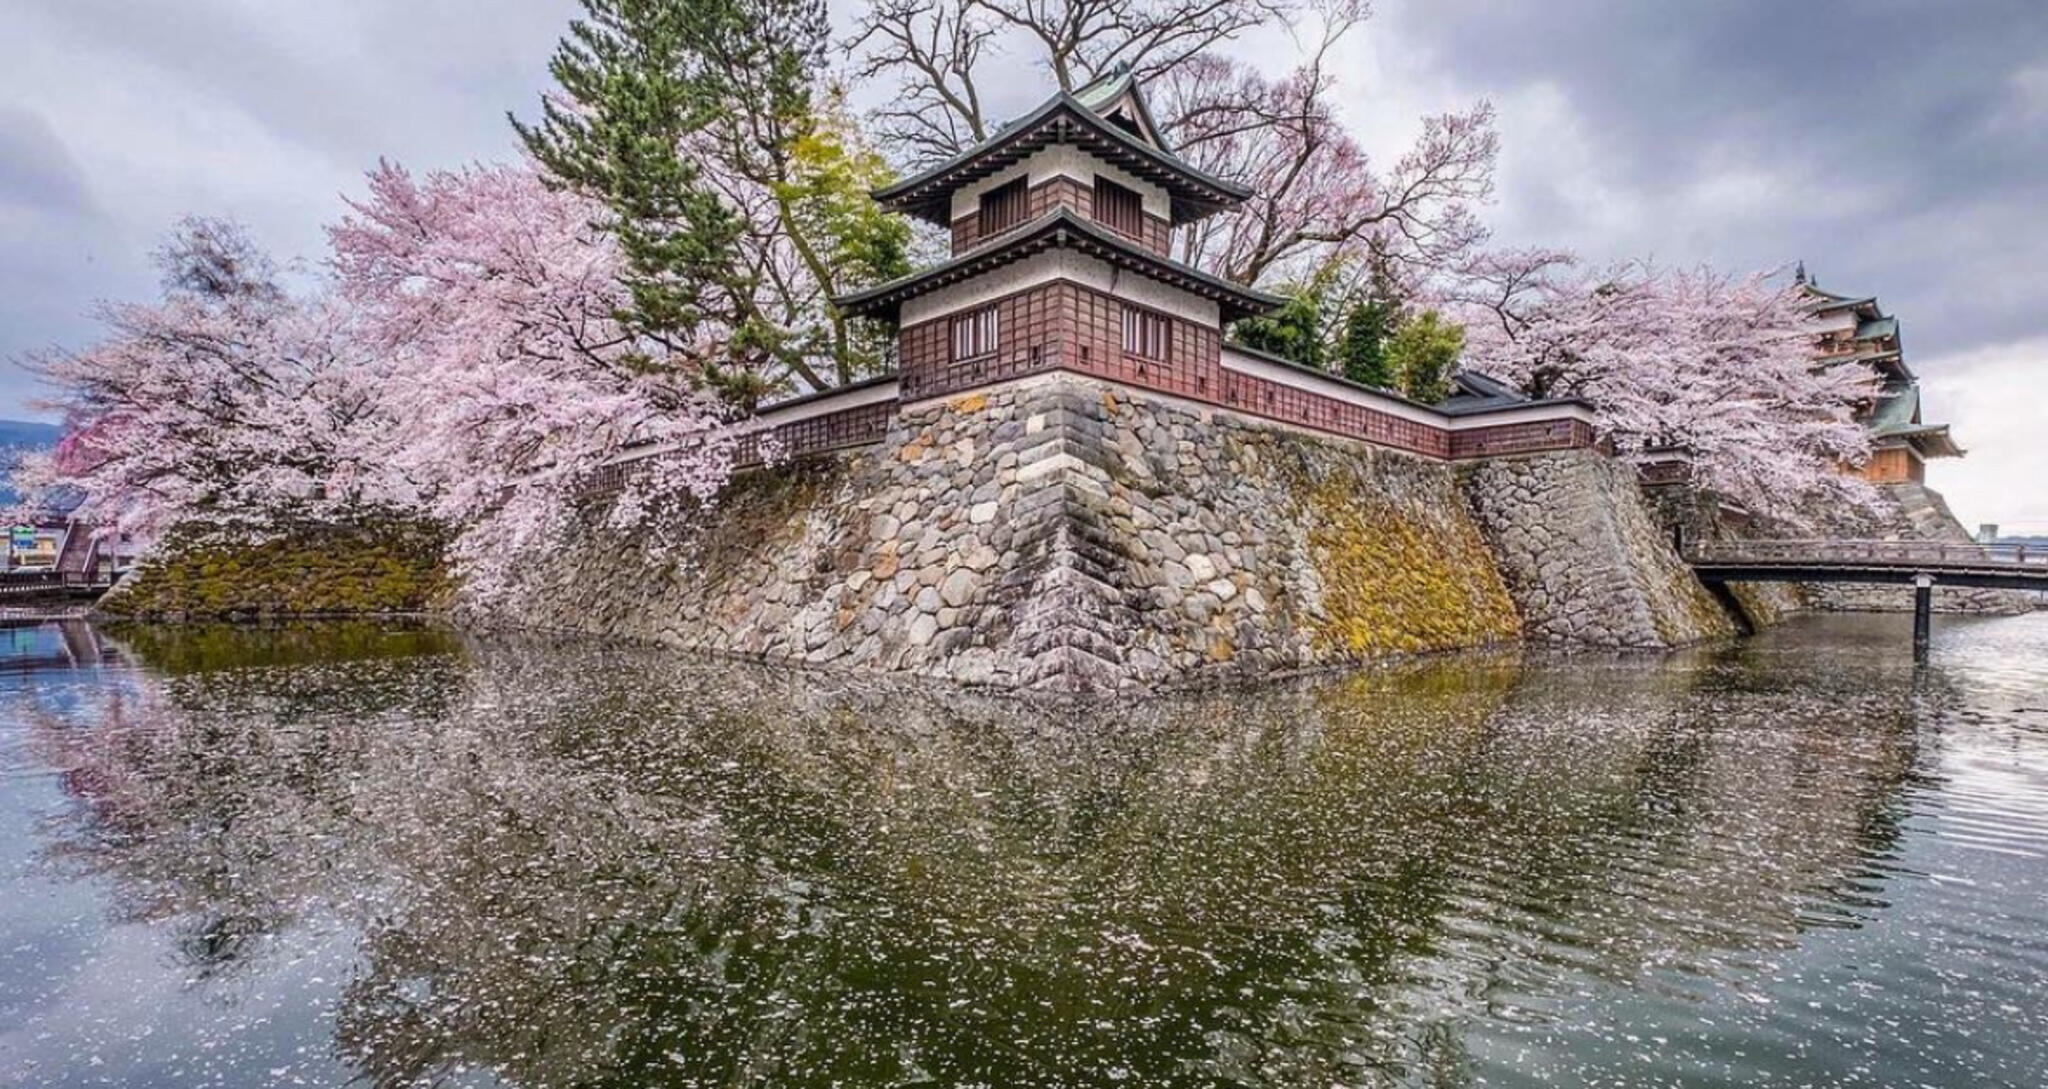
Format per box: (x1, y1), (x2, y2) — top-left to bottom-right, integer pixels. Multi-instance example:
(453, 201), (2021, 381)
(3, 616), (2046, 1087)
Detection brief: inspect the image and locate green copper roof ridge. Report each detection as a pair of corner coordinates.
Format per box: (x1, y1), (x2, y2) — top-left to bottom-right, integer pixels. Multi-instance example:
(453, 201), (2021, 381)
(1071, 62), (1134, 108)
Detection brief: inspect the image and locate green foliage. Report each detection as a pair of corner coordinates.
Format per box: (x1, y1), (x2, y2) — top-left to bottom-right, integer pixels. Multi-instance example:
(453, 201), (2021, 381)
(779, 103), (911, 295)
(1232, 263), (1342, 370)
(1233, 291), (1327, 370)
(1336, 299), (1396, 388)
(99, 520), (454, 620)
(1386, 310), (1464, 404)
(513, 0), (750, 354)
(516, 0), (905, 393)
(770, 91), (914, 383)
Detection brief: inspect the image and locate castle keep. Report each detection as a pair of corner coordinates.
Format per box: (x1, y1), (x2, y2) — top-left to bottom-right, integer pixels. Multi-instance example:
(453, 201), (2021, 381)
(1800, 271), (1961, 486)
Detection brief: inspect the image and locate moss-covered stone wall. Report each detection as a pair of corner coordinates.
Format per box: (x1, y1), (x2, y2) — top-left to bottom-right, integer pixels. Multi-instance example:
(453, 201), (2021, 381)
(97, 520), (453, 621)
(1294, 465), (1520, 657)
(479, 374), (1736, 690)
(483, 375), (1538, 691)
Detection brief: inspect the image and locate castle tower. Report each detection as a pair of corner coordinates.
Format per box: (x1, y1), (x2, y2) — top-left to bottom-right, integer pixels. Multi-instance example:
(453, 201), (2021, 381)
(1802, 278), (1963, 484)
(832, 68), (1596, 461)
(566, 72), (1692, 691)
(840, 66), (1279, 407)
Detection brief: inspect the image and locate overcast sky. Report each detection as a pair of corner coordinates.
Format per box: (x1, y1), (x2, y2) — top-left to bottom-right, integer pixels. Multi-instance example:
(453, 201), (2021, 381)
(3, 0), (2044, 527)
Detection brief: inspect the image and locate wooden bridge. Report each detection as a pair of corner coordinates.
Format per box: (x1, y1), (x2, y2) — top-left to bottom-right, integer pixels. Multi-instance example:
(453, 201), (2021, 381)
(1688, 539), (2048, 659)
(0, 569), (119, 601)
(0, 521), (125, 602)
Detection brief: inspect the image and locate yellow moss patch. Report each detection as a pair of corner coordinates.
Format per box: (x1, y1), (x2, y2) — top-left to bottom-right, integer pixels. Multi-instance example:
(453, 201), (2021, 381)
(1295, 467), (1521, 657)
(99, 519), (452, 620)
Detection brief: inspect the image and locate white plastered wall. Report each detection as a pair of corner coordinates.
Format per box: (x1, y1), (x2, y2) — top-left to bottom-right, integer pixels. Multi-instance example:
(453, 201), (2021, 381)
(900, 251), (1220, 329)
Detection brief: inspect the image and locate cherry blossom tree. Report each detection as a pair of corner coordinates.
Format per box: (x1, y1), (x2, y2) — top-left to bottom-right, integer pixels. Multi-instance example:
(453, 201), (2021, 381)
(848, 0), (1497, 293)
(13, 218), (407, 545)
(1456, 259), (1879, 523)
(329, 160), (742, 602)
(1156, 42), (1496, 288)
(848, 0), (1295, 164)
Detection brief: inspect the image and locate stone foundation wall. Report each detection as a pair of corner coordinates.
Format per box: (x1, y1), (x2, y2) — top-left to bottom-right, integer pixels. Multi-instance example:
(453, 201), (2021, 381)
(1635, 478), (1809, 631)
(1459, 453), (1737, 648)
(481, 376), (1730, 690)
(98, 518), (452, 621)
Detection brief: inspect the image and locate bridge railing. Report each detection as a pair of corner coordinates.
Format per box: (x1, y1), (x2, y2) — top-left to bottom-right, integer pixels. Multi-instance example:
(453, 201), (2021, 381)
(0, 569), (120, 596)
(1687, 538), (2048, 568)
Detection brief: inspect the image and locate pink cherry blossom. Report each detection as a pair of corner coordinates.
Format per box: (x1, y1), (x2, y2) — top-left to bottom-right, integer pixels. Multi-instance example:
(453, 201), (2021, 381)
(1455, 256), (1878, 525)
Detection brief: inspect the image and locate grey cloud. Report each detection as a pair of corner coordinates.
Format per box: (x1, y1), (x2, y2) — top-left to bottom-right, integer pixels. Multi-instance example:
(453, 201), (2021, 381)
(25, 0), (572, 169)
(0, 0), (570, 420)
(1, 0), (2043, 428)
(1375, 0), (2048, 365)
(0, 108), (94, 214)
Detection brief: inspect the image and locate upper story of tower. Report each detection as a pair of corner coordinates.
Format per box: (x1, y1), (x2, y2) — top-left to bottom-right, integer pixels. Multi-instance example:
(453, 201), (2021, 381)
(870, 66), (1252, 261)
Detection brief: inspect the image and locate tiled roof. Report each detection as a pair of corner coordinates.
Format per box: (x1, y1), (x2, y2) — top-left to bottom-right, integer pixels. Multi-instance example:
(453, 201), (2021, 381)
(1875, 423), (1964, 459)
(1867, 385), (1920, 432)
(1818, 349), (1914, 383)
(1436, 370), (1530, 415)
(835, 208), (1282, 323)
(870, 89), (1251, 227)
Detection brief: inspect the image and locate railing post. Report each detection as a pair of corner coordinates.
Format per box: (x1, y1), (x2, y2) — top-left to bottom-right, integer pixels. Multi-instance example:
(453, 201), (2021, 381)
(1912, 573), (1934, 663)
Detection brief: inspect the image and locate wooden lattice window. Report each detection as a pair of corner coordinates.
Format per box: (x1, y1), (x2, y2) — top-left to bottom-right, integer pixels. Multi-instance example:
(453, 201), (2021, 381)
(978, 178), (1028, 237)
(951, 305), (999, 361)
(1122, 305), (1171, 362)
(1094, 176), (1144, 238)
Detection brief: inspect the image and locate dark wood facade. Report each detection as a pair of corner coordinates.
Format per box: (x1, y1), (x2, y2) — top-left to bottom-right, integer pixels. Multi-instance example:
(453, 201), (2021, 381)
(897, 280), (1589, 460)
(950, 174), (1172, 258)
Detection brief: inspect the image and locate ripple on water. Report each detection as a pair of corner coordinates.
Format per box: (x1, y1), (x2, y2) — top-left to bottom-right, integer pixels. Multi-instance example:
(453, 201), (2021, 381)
(0, 614), (2044, 1087)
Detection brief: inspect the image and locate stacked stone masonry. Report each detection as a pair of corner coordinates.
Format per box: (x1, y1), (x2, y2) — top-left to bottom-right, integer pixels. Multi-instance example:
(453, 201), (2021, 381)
(1461, 452), (1738, 648)
(502, 376), (1736, 692)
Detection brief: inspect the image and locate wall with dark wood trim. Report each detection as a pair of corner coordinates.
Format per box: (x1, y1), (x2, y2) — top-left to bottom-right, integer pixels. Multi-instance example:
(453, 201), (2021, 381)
(898, 279), (1589, 460)
(950, 177), (1173, 257)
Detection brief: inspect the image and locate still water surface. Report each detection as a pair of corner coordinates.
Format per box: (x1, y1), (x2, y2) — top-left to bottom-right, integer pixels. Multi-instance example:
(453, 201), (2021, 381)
(1, 615), (2045, 1087)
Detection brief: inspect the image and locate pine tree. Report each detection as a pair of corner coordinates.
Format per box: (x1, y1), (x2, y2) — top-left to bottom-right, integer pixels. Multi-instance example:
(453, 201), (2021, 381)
(1231, 261), (1342, 370)
(1335, 300), (1395, 388)
(1387, 310), (1464, 404)
(511, 0), (749, 361)
(1233, 289), (1327, 370)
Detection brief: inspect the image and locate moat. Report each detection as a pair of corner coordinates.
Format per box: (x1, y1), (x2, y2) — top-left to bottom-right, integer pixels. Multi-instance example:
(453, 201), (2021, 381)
(3, 614), (2046, 1087)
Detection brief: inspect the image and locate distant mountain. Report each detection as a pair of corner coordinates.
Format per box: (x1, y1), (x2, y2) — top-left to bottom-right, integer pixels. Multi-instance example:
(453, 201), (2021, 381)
(0, 420), (61, 450)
